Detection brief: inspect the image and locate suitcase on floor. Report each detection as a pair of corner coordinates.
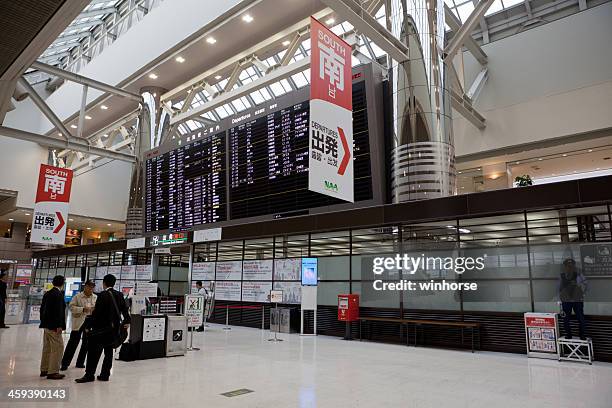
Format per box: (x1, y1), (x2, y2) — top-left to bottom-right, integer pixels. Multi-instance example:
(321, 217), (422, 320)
(118, 342), (137, 361)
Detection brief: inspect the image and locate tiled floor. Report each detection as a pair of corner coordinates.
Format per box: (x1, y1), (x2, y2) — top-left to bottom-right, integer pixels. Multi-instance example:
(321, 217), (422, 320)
(1, 323), (612, 407)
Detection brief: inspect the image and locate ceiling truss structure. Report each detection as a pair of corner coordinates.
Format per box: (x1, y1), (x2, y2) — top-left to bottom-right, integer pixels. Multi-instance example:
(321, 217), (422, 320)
(165, 0), (492, 132)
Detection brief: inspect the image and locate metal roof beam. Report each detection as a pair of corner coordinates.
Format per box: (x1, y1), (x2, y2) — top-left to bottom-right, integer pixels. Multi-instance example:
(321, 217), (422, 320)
(0, 126), (135, 163)
(31, 61), (142, 102)
(72, 6), (116, 19)
(445, 0), (495, 62)
(319, 0), (409, 62)
(161, 9), (332, 102)
(444, 4), (488, 65)
(171, 57), (310, 125)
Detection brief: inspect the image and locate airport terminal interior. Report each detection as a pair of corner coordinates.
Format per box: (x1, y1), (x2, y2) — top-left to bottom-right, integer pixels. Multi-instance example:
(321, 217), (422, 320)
(0, 0), (611, 406)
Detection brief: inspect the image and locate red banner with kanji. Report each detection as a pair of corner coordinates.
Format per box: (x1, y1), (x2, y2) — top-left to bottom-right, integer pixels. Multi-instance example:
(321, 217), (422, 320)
(31, 164), (73, 245)
(308, 16), (354, 203)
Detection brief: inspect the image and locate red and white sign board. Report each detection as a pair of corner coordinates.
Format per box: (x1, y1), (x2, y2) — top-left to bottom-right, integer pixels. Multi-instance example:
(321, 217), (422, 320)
(308, 17), (353, 202)
(31, 164), (73, 245)
(524, 312), (559, 359)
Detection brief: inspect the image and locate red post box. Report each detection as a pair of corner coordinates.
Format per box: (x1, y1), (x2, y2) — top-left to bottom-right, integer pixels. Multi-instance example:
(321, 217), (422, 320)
(338, 294), (359, 322)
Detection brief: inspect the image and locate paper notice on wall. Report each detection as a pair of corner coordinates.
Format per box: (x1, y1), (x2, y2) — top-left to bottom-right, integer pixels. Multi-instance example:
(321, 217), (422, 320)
(120, 265), (136, 280)
(215, 281), (242, 301)
(273, 281), (301, 304)
(242, 282), (273, 302)
(135, 264), (153, 281)
(192, 262), (216, 281)
(107, 266), (121, 284)
(273, 258), (301, 281)
(95, 266), (108, 280)
(215, 261), (242, 280)
(242, 260), (273, 281)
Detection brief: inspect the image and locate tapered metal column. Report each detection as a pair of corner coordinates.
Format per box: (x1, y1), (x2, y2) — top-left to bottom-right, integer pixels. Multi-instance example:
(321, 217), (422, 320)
(125, 87), (170, 238)
(389, 0), (456, 202)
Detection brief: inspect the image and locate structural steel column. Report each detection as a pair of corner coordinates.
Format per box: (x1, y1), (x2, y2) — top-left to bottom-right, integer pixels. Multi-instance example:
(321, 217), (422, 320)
(389, 0), (456, 202)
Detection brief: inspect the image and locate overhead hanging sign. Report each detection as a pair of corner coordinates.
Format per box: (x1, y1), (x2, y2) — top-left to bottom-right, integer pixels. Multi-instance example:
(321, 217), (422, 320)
(308, 16), (353, 203)
(30, 164), (73, 245)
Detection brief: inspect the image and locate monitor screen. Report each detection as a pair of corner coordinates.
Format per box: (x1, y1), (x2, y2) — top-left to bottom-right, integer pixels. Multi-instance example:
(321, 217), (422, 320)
(301, 258), (318, 286)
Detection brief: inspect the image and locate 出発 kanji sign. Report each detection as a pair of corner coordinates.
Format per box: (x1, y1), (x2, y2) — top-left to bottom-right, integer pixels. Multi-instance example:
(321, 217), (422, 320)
(308, 16), (353, 203)
(30, 164), (73, 245)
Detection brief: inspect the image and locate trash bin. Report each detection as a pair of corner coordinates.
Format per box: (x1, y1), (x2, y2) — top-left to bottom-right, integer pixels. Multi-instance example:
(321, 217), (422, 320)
(270, 307), (294, 334)
(165, 315), (187, 357)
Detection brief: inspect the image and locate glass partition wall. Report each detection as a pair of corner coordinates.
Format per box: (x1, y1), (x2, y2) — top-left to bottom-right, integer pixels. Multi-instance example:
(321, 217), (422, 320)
(33, 205), (612, 316)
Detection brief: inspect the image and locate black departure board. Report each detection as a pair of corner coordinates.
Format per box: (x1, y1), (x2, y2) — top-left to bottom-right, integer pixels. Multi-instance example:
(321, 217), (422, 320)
(145, 132), (226, 232)
(229, 81), (372, 219)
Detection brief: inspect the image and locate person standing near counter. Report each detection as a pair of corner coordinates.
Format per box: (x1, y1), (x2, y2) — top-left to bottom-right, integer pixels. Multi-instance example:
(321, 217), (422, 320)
(39, 275), (66, 380)
(61, 280), (97, 370)
(0, 271), (8, 328)
(76, 274), (130, 383)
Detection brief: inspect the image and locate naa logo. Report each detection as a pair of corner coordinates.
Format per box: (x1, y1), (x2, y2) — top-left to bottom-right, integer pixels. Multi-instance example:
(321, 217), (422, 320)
(324, 180), (338, 192)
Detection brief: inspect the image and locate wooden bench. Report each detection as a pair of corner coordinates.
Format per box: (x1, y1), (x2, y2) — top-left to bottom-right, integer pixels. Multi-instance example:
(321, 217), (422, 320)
(359, 317), (481, 352)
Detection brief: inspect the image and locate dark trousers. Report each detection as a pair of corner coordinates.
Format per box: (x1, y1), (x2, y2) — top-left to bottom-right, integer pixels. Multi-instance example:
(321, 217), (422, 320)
(0, 300), (5, 327)
(85, 339), (114, 378)
(61, 330), (88, 367)
(562, 301), (586, 338)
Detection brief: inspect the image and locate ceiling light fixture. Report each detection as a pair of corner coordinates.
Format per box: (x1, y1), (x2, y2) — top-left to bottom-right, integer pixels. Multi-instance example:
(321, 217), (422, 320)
(562, 154), (567, 157)
(325, 17), (335, 25)
(148, 73), (158, 79)
(242, 14), (253, 23)
(175, 56), (185, 63)
(8, 218), (14, 221)
(86, 227), (91, 230)
(538, 158), (542, 161)
(69, 218), (74, 221)
(206, 37), (217, 44)
(282, 40), (290, 46)
(588, 149), (593, 152)
(25, 213), (30, 216)
(100, 105), (108, 110)
(214, 75), (222, 80)
(85, 115), (92, 120)
(107, 223), (112, 226)
(70, 124), (77, 129)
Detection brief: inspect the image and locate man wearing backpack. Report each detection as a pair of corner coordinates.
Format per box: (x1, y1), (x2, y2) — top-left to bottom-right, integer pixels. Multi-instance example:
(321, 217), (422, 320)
(75, 274), (130, 383)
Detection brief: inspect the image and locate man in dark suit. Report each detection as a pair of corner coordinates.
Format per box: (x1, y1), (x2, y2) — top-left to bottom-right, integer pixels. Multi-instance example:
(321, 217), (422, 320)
(39, 275), (66, 380)
(0, 271), (8, 328)
(76, 274), (130, 383)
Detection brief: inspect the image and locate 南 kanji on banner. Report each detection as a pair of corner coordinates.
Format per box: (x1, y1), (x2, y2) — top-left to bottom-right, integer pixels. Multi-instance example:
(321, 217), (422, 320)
(30, 164), (73, 245)
(308, 16), (354, 203)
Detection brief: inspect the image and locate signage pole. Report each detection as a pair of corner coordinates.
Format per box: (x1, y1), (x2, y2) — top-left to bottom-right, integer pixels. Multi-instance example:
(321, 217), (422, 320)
(223, 305), (231, 330)
(268, 302), (283, 342)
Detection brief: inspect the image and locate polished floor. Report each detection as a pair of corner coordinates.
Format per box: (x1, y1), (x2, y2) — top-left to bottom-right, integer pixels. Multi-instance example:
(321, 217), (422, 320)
(1, 324), (612, 408)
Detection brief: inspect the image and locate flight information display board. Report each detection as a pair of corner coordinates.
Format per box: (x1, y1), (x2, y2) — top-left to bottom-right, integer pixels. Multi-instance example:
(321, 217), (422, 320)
(229, 81), (372, 219)
(145, 132), (226, 232)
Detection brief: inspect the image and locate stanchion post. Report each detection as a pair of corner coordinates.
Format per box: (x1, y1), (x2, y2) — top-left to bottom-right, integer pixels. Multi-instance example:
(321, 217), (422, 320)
(261, 305), (265, 330)
(223, 304), (231, 330)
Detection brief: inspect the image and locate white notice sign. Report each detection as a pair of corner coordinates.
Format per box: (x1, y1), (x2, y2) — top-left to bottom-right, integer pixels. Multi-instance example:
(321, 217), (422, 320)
(192, 262), (215, 281)
(143, 317), (166, 342)
(193, 227), (222, 242)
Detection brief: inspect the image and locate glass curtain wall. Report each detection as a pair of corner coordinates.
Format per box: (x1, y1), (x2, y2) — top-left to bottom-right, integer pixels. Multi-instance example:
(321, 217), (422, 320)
(33, 205), (612, 315)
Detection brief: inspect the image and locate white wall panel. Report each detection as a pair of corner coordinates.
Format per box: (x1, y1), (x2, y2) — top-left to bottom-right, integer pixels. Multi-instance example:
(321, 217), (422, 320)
(455, 2), (612, 157)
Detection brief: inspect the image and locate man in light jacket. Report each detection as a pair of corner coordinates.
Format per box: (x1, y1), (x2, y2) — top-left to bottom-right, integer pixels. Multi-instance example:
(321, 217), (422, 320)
(61, 280), (97, 370)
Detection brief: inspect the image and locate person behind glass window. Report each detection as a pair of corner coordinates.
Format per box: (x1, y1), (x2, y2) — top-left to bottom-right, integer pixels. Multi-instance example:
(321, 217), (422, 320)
(61, 280), (97, 370)
(559, 258), (587, 340)
(195, 280), (208, 332)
